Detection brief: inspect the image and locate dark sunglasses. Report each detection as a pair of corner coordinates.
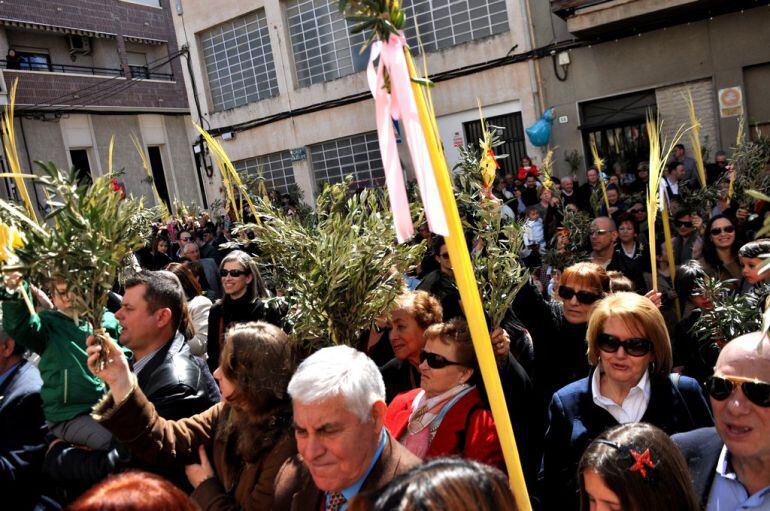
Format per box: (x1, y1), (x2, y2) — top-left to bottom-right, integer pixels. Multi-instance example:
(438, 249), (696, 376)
(439, 253), (450, 260)
(596, 332), (653, 357)
(706, 375), (770, 407)
(419, 350), (465, 369)
(220, 269), (248, 278)
(710, 225), (735, 236)
(676, 221), (693, 228)
(180, 236), (192, 241)
(558, 285), (602, 305)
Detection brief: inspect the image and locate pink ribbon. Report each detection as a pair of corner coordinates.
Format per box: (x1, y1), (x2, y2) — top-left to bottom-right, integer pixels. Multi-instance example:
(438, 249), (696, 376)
(367, 34), (449, 243)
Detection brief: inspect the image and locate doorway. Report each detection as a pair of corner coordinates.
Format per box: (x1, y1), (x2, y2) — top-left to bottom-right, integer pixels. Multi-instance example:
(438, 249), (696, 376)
(147, 146), (172, 211)
(463, 111), (528, 177)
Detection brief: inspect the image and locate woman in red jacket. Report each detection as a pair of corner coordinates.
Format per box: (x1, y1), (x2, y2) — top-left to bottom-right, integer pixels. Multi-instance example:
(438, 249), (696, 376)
(384, 318), (504, 471)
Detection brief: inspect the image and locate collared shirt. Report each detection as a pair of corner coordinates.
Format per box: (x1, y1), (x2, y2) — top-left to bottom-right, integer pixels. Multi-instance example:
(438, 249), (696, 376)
(325, 430), (387, 511)
(591, 368), (651, 424)
(132, 345), (165, 375)
(0, 361), (22, 389)
(707, 446), (770, 511)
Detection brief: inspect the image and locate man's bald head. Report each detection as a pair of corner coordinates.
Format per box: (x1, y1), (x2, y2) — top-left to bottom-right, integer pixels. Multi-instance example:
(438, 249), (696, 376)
(716, 332), (770, 382)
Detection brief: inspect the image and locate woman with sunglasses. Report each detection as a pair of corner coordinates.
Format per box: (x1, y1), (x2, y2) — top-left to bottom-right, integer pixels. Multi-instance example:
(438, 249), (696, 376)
(384, 319), (504, 471)
(541, 292), (713, 510)
(513, 262), (609, 402)
(699, 214), (742, 286)
(206, 250), (286, 372)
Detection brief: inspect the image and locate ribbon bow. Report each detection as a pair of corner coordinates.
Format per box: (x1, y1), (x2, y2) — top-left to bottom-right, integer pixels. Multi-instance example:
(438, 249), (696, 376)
(367, 33), (448, 243)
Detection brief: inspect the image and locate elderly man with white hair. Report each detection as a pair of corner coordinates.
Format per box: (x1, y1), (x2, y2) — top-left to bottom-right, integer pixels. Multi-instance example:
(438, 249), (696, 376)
(273, 345), (420, 511)
(560, 175), (578, 208)
(674, 332), (770, 510)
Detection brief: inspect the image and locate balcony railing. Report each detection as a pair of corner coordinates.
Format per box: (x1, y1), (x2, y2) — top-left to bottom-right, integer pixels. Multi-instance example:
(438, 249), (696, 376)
(3, 60), (173, 81)
(3, 59), (123, 77)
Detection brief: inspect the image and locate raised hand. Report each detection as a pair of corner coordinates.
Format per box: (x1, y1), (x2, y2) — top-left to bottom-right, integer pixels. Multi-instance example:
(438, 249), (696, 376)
(86, 334), (133, 402)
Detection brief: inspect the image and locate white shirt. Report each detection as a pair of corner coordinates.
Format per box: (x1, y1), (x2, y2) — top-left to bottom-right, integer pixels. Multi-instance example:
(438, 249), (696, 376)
(591, 368), (651, 424)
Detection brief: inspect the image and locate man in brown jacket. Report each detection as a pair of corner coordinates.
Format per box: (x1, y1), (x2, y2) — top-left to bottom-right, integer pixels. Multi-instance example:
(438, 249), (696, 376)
(273, 345), (421, 510)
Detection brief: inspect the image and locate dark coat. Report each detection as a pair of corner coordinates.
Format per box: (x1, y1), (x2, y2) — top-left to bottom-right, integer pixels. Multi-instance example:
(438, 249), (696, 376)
(672, 427), (723, 509)
(0, 360), (48, 509)
(206, 293), (287, 372)
(385, 388), (504, 471)
(272, 432), (420, 511)
(43, 334), (220, 498)
(137, 333), (221, 421)
(95, 385), (296, 511)
(541, 370), (714, 510)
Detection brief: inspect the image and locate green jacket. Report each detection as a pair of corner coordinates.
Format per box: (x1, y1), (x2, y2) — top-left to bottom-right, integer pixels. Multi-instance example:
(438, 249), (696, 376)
(2, 291), (124, 423)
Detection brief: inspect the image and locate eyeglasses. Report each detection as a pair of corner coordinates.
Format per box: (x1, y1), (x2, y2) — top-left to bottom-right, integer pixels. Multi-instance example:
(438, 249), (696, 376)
(596, 332), (653, 357)
(558, 285), (602, 305)
(706, 375), (770, 407)
(439, 253), (450, 260)
(590, 229), (610, 237)
(676, 221), (693, 228)
(419, 350), (465, 369)
(220, 269), (248, 278)
(710, 225), (735, 236)
(180, 236), (192, 242)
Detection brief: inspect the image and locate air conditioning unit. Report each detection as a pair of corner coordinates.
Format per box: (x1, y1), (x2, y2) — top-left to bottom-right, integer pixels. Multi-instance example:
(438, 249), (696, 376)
(67, 35), (92, 56)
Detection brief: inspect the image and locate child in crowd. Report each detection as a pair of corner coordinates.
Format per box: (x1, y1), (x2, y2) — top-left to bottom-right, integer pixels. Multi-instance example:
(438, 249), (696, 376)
(523, 205), (546, 259)
(2, 275), (125, 450)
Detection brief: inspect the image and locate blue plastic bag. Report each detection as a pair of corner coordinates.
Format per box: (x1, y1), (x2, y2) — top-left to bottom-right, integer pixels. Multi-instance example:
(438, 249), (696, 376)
(525, 107), (555, 147)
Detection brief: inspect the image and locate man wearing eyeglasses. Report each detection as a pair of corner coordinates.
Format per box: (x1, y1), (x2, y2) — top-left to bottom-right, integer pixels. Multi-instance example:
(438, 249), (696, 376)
(674, 332), (770, 510)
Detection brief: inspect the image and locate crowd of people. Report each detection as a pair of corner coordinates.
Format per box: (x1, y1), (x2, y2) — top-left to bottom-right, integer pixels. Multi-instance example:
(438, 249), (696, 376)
(1, 142), (769, 511)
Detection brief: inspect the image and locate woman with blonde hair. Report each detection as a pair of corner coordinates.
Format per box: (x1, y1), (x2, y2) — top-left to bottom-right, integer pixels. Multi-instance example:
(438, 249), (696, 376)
(541, 292), (713, 509)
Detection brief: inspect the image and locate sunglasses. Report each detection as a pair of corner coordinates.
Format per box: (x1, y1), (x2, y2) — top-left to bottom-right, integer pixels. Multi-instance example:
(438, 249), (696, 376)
(439, 253), (450, 260)
(220, 269), (248, 278)
(710, 225), (735, 236)
(558, 285), (602, 305)
(180, 237), (192, 242)
(676, 221), (693, 228)
(596, 332), (653, 357)
(706, 375), (770, 407)
(419, 350), (465, 369)
(590, 229), (610, 236)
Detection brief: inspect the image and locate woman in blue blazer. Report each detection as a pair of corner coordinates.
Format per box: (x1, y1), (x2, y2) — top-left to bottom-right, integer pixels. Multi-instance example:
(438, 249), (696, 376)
(540, 292), (713, 510)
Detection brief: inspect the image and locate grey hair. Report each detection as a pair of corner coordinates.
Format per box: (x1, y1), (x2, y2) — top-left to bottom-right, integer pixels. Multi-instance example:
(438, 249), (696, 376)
(287, 345), (386, 422)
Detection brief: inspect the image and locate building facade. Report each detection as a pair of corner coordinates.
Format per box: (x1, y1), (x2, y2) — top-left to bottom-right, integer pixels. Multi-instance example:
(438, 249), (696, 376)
(171, 0), (543, 206)
(531, 0), (770, 178)
(0, 0), (206, 213)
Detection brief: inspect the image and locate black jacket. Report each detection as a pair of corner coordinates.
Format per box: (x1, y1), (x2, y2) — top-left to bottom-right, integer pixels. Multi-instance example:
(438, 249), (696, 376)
(43, 334), (220, 499)
(541, 369), (714, 510)
(0, 360), (49, 509)
(206, 293), (288, 372)
(672, 427), (723, 509)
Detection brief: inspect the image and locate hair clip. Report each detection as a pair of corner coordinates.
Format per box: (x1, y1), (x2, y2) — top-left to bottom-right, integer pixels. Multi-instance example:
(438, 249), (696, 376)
(592, 439), (658, 480)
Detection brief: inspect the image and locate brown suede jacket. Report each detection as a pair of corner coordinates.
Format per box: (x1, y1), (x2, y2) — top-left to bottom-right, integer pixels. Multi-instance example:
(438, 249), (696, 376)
(94, 385), (296, 511)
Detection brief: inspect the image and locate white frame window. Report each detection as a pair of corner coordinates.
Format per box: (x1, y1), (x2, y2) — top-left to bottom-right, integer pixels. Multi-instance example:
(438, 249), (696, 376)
(311, 132), (385, 190)
(200, 10), (280, 112)
(234, 151), (296, 193)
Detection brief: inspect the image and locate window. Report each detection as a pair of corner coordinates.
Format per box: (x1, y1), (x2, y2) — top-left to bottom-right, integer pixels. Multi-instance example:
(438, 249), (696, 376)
(69, 149), (93, 186)
(401, 0), (510, 52)
(311, 132), (385, 190)
(200, 11), (280, 112)
(120, 0), (161, 7)
(234, 150), (296, 193)
(285, 0), (510, 87)
(127, 52), (149, 79)
(7, 50), (51, 71)
(285, 0), (369, 87)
